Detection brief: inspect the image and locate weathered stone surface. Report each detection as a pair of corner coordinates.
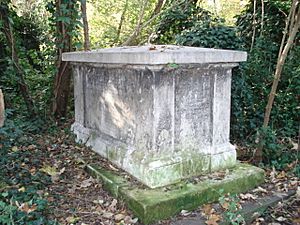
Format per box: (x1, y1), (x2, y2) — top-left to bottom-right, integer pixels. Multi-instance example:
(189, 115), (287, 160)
(64, 45), (247, 188)
(86, 163), (265, 225)
(62, 45), (247, 64)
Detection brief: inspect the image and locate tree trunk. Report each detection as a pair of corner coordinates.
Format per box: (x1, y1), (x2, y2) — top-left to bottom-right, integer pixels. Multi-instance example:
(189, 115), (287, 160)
(52, 0), (73, 118)
(81, 0), (90, 50)
(0, 4), (36, 117)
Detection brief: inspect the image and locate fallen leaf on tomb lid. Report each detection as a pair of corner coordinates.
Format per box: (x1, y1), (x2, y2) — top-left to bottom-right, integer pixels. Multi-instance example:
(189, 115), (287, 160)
(149, 46), (157, 50)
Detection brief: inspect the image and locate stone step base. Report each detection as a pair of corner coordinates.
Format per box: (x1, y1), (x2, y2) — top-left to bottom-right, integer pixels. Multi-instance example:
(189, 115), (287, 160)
(86, 163), (264, 224)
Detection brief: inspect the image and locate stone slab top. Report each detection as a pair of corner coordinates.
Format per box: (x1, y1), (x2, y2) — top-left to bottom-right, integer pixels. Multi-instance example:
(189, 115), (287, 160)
(62, 45), (247, 65)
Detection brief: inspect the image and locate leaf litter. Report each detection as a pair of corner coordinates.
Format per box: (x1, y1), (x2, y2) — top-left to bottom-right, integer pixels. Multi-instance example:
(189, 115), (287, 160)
(5, 126), (298, 225)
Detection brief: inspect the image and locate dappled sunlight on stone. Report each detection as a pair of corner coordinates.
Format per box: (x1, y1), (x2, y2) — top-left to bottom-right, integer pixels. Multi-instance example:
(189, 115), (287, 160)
(100, 83), (134, 129)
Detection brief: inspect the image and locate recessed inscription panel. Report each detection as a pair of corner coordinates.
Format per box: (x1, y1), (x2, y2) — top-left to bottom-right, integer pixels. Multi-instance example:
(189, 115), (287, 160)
(153, 71), (175, 154)
(212, 68), (232, 149)
(83, 66), (154, 153)
(174, 68), (212, 154)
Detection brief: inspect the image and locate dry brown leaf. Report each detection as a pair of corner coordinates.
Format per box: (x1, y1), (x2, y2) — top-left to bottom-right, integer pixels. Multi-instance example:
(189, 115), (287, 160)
(149, 46), (157, 50)
(27, 144), (36, 150)
(220, 201), (229, 210)
(66, 216), (80, 224)
(205, 214), (221, 225)
(292, 217), (300, 224)
(102, 211), (114, 219)
(202, 204), (213, 215)
(17, 202), (37, 213)
(276, 171), (286, 179)
(115, 213), (126, 221)
(80, 177), (94, 188)
(108, 199), (118, 211)
(253, 186), (267, 193)
(240, 193), (257, 200)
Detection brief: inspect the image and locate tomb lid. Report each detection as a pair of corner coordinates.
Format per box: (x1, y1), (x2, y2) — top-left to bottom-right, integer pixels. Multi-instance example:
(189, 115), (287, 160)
(62, 45), (247, 65)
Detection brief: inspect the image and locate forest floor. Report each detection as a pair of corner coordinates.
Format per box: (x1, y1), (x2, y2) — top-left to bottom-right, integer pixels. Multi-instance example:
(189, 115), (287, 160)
(0, 125), (299, 225)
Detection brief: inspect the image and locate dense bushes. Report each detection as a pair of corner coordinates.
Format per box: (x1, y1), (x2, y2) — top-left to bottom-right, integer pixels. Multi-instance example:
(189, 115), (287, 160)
(0, 3), (55, 118)
(155, 0), (243, 49)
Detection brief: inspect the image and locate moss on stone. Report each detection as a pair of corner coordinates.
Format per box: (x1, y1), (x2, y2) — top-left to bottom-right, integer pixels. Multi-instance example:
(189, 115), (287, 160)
(87, 163), (264, 224)
(86, 164), (129, 197)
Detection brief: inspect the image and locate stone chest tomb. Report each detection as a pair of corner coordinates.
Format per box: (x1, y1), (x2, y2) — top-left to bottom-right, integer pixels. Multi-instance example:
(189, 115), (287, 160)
(63, 45), (247, 188)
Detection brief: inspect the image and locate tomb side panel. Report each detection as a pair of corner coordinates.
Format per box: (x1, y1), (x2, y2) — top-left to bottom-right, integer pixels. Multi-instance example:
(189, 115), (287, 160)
(212, 67), (232, 149)
(152, 70), (175, 156)
(174, 67), (212, 155)
(73, 65), (85, 125)
(83, 65), (154, 156)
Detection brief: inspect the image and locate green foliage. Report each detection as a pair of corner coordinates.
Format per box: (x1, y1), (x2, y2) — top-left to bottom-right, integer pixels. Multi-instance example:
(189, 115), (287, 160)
(154, 0), (242, 49)
(0, 113), (57, 225)
(47, 0), (83, 50)
(0, 1), (56, 118)
(155, 0), (200, 44)
(232, 0), (299, 141)
(236, 0), (292, 45)
(231, 0), (299, 168)
(176, 21), (242, 49)
(88, 0), (158, 47)
(218, 191), (245, 225)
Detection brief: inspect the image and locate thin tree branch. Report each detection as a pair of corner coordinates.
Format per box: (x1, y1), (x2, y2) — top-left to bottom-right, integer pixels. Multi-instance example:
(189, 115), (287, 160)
(250, 0), (257, 51)
(263, 0), (300, 127)
(121, 0), (185, 46)
(122, 0), (149, 46)
(81, 0), (90, 50)
(115, 0), (129, 43)
(260, 0), (264, 36)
